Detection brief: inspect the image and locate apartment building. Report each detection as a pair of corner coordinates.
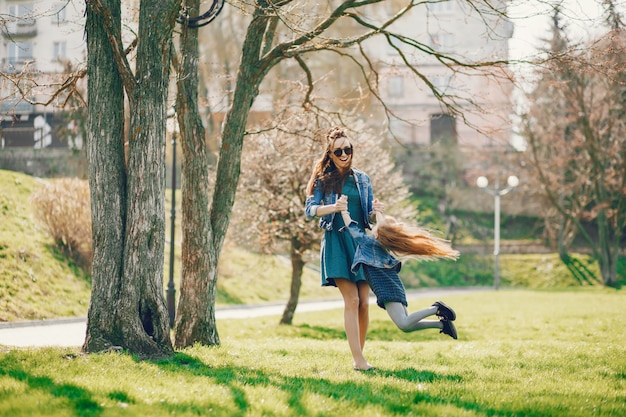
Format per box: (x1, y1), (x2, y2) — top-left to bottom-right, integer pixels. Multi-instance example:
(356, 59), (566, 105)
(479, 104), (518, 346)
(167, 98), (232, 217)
(365, 0), (514, 149)
(372, 0), (514, 149)
(0, 0), (86, 148)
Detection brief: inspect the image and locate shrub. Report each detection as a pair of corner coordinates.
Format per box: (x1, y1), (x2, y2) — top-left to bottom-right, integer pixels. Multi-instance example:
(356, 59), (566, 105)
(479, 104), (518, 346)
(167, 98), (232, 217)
(31, 178), (92, 270)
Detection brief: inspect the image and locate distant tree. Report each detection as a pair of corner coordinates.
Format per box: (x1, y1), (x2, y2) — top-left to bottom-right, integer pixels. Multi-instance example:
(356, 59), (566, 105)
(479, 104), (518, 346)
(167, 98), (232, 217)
(520, 11), (625, 287)
(232, 110), (413, 325)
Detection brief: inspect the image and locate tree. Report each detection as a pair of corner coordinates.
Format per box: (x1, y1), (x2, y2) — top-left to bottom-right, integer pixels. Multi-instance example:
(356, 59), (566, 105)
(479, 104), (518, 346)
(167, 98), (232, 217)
(172, 0), (220, 347)
(232, 110), (413, 325)
(83, 0), (180, 357)
(520, 11), (625, 287)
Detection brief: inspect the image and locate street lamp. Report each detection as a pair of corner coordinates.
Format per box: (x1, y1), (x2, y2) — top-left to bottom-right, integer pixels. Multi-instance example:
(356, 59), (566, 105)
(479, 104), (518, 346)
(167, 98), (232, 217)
(166, 112), (179, 328)
(476, 175), (519, 290)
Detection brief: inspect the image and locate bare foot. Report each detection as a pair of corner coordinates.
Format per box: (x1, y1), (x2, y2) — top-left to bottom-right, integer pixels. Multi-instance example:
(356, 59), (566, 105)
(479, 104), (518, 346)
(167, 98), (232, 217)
(353, 362), (375, 371)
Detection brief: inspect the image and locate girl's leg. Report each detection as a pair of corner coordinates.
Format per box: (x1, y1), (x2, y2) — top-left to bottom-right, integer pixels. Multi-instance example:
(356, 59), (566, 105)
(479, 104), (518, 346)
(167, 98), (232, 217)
(336, 278), (372, 370)
(385, 302), (442, 333)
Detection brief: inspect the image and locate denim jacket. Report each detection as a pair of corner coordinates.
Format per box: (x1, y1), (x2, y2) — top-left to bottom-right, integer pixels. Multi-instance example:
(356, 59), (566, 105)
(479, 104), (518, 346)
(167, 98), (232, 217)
(304, 168), (375, 231)
(343, 220), (401, 275)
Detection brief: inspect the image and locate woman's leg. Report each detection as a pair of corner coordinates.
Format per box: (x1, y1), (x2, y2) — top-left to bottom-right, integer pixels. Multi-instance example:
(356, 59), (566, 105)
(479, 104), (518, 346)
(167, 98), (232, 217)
(336, 278), (372, 370)
(385, 302), (442, 333)
(357, 280), (370, 350)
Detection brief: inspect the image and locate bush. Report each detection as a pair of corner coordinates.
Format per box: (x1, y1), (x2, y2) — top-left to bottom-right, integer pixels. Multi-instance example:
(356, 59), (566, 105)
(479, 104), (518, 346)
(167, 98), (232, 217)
(31, 178), (92, 270)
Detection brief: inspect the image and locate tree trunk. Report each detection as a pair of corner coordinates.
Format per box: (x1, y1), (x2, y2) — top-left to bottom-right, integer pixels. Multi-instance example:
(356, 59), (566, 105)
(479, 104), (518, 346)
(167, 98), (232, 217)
(84, 0), (178, 358)
(174, 6), (276, 345)
(596, 211), (618, 287)
(174, 0), (220, 347)
(280, 238), (305, 325)
(84, 0), (127, 354)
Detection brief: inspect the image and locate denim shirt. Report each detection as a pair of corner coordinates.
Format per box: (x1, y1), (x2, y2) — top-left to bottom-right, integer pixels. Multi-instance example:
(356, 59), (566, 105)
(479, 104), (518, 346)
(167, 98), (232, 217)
(304, 168), (375, 231)
(342, 220), (401, 274)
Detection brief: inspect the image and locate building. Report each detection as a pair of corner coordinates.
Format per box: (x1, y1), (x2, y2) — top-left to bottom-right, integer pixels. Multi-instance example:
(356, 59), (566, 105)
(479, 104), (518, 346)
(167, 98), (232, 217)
(354, 0), (517, 206)
(367, 0), (514, 149)
(1, 0), (86, 149)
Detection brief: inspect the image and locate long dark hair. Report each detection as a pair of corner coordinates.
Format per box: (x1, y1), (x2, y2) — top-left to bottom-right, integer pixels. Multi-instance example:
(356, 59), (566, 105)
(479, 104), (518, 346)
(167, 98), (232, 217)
(306, 126), (353, 195)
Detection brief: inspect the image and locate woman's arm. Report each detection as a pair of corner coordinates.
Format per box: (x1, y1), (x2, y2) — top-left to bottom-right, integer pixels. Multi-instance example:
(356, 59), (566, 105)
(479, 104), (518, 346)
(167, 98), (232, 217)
(306, 191), (347, 218)
(316, 198), (347, 217)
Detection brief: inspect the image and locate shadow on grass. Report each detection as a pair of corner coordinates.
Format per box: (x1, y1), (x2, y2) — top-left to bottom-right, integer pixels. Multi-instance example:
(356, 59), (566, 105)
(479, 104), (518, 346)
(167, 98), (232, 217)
(288, 324), (346, 340)
(0, 350), (576, 417)
(290, 322), (445, 343)
(44, 243), (91, 284)
(215, 287), (245, 305)
(0, 359), (101, 417)
(146, 352), (542, 417)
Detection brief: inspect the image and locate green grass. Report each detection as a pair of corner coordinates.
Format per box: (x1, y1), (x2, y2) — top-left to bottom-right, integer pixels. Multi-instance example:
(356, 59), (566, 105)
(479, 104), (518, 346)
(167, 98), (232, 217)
(0, 171), (91, 321)
(1, 289), (624, 416)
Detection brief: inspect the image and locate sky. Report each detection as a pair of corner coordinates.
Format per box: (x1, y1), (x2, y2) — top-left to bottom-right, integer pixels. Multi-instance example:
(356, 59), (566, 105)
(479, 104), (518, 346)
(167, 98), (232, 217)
(508, 0), (622, 60)
(504, 0), (625, 149)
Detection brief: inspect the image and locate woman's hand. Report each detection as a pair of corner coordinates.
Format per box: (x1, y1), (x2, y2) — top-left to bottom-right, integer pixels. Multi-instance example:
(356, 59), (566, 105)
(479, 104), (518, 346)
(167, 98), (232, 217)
(336, 194), (348, 212)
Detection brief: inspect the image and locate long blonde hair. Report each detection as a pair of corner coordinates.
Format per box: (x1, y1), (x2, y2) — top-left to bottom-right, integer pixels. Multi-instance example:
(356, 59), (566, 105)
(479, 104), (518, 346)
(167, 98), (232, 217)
(306, 126), (353, 195)
(374, 213), (460, 260)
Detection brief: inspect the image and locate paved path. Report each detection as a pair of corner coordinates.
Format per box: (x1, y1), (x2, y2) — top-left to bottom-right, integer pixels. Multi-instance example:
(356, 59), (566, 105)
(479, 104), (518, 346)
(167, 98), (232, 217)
(0, 287), (487, 348)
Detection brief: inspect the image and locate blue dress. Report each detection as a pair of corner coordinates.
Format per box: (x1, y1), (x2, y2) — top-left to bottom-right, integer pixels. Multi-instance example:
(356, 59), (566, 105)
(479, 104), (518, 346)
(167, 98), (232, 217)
(320, 175), (367, 286)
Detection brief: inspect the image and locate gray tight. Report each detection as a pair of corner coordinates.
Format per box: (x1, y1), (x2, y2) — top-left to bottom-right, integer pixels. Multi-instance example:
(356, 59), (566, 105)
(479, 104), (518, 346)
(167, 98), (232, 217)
(384, 303), (442, 333)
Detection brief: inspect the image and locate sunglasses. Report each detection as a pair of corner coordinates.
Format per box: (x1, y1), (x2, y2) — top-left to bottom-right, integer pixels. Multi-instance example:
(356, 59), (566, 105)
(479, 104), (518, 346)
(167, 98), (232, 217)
(332, 146), (353, 157)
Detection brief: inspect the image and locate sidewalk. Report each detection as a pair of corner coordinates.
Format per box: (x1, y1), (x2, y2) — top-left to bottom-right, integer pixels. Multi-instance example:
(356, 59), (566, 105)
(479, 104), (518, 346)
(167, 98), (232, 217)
(0, 287), (486, 348)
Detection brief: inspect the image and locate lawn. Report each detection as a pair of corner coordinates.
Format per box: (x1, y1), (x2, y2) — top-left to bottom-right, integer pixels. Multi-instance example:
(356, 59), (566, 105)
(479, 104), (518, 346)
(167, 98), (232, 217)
(1, 289), (624, 416)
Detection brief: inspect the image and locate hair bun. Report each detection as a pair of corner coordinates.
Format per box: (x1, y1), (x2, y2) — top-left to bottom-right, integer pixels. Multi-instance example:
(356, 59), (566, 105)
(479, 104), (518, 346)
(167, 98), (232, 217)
(327, 126), (347, 141)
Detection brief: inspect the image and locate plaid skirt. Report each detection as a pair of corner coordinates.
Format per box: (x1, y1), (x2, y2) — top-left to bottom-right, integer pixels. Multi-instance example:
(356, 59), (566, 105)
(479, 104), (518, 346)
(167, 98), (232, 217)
(362, 263), (407, 309)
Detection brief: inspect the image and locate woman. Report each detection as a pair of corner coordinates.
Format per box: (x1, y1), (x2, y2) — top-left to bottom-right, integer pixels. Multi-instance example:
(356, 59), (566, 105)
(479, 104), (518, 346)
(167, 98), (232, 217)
(340, 202), (459, 340)
(305, 126), (384, 371)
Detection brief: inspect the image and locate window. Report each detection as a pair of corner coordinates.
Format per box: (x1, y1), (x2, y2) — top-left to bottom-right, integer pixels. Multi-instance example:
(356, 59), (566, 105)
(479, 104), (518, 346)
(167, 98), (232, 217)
(388, 76), (404, 98)
(430, 33), (455, 52)
(53, 3), (68, 25)
(53, 42), (67, 60)
(428, 0), (455, 14)
(430, 113), (457, 145)
(7, 41), (33, 66)
(9, 3), (35, 25)
(429, 74), (452, 96)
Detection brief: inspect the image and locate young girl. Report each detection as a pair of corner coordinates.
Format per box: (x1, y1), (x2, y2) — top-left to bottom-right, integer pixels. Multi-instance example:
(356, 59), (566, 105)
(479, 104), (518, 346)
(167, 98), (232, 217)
(338, 195), (460, 340)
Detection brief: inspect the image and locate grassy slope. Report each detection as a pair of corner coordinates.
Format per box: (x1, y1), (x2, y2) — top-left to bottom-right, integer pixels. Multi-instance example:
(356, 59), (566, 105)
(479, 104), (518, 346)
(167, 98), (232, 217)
(0, 170), (329, 322)
(0, 289), (624, 416)
(0, 170), (91, 321)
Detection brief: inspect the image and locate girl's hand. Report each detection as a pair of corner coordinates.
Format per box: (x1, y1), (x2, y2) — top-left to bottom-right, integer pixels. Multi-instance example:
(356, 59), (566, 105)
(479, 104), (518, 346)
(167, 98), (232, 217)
(336, 195), (348, 212)
(373, 199), (385, 214)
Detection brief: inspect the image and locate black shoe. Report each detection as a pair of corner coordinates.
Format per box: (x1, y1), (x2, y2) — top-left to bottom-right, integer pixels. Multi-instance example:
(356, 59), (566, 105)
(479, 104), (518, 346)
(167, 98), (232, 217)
(440, 319), (458, 340)
(433, 301), (456, 321)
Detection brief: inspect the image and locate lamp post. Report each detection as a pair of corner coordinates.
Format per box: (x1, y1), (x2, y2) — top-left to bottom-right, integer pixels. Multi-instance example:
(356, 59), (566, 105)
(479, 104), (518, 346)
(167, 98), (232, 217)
(166, 114), (178, 329)
(476, 175), (519, 290)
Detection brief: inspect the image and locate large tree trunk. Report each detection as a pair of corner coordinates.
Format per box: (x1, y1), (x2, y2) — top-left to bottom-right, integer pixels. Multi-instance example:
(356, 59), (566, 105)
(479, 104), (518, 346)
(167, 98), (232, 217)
(84, 0), (127, 354)
(84, 0), (178, 358)
(174, 0), (219, 347)
(280, 238), (305, 325)
(174, 5), (276, 345)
